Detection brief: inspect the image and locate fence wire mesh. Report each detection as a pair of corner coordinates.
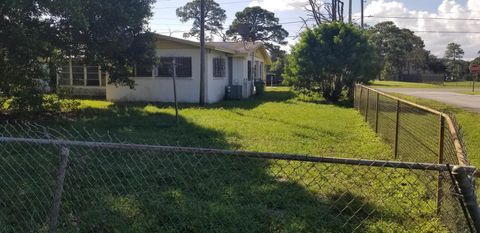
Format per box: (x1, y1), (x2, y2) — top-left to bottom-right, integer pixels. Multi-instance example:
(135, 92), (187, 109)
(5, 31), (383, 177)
(354, 84), (477, 233)
(0, 122), (477, 233)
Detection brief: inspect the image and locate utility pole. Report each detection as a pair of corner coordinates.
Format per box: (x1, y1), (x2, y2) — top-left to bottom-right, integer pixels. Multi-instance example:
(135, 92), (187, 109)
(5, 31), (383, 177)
(332, 0), (337, 21)
(199, 0), (206, 105)
(172, 59), (179, 126)
(348, 0), (352, 24)
(361, 0), (364, 28)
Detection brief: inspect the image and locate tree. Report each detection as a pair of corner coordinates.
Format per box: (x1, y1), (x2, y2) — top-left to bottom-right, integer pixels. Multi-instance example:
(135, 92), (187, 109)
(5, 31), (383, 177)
(445, 42), (464, 61)
(0, 0), (59, 113)
(426, 55), (446, 74)
(444, 42), (465, 80)
(305, 0), (345, 26)
(227, 7), (289, 49)
(284, 22), (378, 101)
(50, 0), (156, 87)
(1, 0), (156, 113)
(367, 22), (427, 80)
(176, 0), (227, 41)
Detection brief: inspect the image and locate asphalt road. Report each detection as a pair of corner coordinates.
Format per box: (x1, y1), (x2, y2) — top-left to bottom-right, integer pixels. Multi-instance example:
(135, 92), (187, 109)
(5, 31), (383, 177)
(377, 88), (480, 112)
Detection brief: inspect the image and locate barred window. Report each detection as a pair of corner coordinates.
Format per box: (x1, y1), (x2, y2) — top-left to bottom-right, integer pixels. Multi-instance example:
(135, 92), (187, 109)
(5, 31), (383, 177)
(213, 58), (226, 78)
(157, 57), (192, 78)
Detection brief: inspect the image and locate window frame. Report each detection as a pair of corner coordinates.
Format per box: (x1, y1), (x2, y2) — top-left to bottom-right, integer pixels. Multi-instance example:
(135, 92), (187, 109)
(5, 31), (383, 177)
(157, 57), (192, 78)
(213, 57), (226, 78)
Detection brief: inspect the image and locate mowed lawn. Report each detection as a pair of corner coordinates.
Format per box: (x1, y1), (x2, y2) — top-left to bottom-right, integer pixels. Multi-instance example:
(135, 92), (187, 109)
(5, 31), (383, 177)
(372, 80), (475, 89)
(54, 87), (391, 159)
(2, 88), (453, 233)
(386, 93), (480, 167)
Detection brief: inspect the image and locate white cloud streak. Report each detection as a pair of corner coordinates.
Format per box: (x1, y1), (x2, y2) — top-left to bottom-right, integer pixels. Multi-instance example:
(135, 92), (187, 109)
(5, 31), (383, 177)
(248, 0), (308, 12)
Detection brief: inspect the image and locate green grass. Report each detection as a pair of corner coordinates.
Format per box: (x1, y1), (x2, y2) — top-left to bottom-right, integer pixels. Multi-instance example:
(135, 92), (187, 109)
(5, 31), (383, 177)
(0, 87), (456, 232)
(386, 93), (480, 167)
(372, 80), (474, 89)
(457, 91), (480, 95)
(53, 87), (390, 158)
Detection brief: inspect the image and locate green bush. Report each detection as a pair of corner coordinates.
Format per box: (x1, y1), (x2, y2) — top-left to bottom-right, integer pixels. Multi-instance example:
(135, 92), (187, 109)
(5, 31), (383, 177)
(284, 22), (379, 102)
(1, 91), (79, 115)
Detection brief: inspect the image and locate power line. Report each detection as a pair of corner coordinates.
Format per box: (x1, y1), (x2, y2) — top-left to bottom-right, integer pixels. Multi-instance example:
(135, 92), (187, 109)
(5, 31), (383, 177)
(367, 15), (480, 21)
(155, 0), (253, 9)
(413, 30), (480, 34)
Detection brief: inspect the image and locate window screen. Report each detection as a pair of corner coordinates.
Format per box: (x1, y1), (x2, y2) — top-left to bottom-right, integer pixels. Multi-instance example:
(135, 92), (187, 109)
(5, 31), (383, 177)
(158, 57), (192, 78)
(213, 58), (226, 78)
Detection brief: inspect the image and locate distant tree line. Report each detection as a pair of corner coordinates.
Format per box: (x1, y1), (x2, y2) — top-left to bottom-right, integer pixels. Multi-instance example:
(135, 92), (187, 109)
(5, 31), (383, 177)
(282, 18), (480, 102)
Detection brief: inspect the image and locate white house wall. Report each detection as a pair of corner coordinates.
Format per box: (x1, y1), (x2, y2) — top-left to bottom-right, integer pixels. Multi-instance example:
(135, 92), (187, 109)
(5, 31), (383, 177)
(206, 50), (229, 103)
(106, 43), (269, 103)
(107, 48), (202, 103)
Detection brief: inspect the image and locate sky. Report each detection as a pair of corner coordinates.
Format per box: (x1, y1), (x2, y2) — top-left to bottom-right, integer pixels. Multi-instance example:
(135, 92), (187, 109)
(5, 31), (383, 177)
(149, 0), (480, 60)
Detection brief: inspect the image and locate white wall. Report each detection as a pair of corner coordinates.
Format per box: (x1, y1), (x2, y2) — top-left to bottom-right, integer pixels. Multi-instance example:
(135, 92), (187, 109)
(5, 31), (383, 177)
(206, 50), (229, 103)
(106, 47), (266, 103)
(107, 48), (202, 103)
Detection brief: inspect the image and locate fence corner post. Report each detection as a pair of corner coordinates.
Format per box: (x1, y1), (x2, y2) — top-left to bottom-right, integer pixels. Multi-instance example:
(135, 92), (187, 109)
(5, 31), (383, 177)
(452, 166), (480, 232)
(48, 146), (70, 233)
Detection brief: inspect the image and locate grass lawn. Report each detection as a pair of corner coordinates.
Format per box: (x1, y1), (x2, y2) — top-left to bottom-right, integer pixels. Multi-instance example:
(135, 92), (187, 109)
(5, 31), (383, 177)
(457, 91), (480, 95)
(385, 93), (480, 167)
(372, 80), (474, 89)
(46, 87), (391, 159)
(0, 87), (455, 233)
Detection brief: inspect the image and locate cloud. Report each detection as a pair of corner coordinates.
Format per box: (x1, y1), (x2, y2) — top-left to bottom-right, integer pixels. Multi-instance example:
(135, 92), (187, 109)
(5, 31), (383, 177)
(362, 0), (480, 60)
(248, 0), (307, 12)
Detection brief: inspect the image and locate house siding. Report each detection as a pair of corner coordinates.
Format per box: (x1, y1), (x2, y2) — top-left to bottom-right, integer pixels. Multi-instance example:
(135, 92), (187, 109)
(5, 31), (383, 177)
(105, 36), (271, 104)
(206, 50), (229, 103)
(107, 48), (202, 103)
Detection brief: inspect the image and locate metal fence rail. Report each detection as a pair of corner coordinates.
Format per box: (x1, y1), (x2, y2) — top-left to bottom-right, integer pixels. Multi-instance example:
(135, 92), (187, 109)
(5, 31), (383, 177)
(0, 122), (478, 233)
(354, 84), (478, 232)
(354, 84), (468, 166)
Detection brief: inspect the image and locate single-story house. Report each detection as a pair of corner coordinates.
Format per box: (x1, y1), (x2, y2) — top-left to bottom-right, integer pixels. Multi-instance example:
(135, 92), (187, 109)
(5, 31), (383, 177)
(57, 34), (272, 103)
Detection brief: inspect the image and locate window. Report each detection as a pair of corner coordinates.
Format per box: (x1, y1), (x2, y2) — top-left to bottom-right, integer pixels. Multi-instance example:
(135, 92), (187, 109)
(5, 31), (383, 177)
(157, 57), (192, 78)
(213, 58), (226, 78)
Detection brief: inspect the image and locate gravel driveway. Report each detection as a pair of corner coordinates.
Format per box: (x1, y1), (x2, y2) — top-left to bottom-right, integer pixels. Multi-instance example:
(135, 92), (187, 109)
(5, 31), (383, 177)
(376, 88), (480, 112)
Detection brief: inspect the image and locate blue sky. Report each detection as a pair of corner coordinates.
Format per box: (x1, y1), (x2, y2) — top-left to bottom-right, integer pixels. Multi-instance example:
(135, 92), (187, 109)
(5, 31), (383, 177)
(149, 0), (480, 59)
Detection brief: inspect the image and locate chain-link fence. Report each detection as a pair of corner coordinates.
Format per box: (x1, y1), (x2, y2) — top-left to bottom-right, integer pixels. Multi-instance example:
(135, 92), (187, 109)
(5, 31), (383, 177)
(354, 84), (479, 232)
(354, 84), (468, 166)
(0, 122), (479, 233)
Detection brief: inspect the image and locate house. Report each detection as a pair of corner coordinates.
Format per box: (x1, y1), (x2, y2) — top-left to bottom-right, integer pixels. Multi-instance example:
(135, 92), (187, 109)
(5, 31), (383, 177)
(57, 34), (272, 103)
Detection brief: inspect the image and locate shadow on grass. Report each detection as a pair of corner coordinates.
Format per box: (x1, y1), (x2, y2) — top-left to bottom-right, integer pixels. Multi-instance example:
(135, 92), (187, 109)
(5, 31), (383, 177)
(0, 91), (441, 233)
(58, 148), (386, 233)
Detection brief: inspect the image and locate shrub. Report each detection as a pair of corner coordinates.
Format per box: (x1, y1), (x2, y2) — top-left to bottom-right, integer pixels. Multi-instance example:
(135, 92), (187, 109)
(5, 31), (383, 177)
(284, 22), (379, 102)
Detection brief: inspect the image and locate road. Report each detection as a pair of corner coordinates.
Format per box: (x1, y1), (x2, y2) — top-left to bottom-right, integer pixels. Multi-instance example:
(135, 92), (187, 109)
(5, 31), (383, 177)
(377, 88), (480, 112)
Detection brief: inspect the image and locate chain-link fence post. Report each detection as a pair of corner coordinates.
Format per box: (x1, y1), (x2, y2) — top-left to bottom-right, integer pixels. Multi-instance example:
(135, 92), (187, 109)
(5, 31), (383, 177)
(452, 166), (480, 232)
(437, 116), (445, 215)
(365, 88), (370, 122)
(48, 146), (70, 233)
(394, 100), (401, 160)
(359, 86), (363, 111)
(375, 92), (380, 133)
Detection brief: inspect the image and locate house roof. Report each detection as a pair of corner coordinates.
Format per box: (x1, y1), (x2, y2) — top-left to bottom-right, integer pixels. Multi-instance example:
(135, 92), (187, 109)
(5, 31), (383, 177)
(207, 42), (272, 64)
(154, 34), (272, 64)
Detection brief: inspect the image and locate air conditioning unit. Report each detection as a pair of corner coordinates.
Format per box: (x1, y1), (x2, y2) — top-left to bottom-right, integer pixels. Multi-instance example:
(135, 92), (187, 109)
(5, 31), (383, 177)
(225, 85), (243, 100)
